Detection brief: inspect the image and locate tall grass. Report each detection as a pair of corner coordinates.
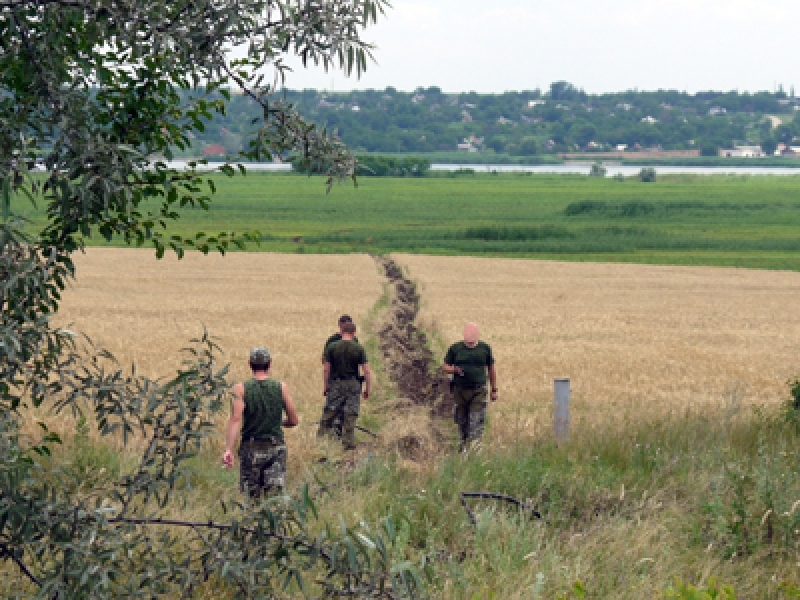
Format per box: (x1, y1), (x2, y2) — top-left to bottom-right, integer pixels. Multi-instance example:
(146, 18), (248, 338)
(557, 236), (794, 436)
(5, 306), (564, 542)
(15, 173), (800, 270)
(304, 401), (800, 598)
(12, 398), (800, 598)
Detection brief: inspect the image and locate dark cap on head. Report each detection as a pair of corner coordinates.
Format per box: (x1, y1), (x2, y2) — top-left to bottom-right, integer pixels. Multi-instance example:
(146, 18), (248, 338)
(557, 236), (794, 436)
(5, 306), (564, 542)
(338, 314), (353, 324)
(249, 346), (272, 366)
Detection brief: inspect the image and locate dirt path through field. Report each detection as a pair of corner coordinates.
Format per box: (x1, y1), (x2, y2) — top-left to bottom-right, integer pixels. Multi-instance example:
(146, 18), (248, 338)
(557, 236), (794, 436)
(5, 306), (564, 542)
(372, 256), (452, 457)
(374, 256), (449, 414)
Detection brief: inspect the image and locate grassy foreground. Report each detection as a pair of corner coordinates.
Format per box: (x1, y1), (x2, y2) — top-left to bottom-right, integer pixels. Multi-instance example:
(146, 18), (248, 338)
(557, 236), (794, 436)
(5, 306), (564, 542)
(10, 388), (800, 598)
(14, 172), (800, 271)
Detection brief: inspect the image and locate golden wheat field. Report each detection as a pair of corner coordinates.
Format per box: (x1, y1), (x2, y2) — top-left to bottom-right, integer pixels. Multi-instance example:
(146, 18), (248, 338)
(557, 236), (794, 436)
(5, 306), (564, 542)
(45, 249), (800, 450)
(44, 248), (384, 469)
(397, 253), (800, 440)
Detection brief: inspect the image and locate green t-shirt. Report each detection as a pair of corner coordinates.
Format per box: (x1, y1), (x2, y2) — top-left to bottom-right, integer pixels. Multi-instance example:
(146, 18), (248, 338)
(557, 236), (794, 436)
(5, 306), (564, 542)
(445, 341), (495, 387)
(322, 332), (359, 359)
(325, 339), (368, 380)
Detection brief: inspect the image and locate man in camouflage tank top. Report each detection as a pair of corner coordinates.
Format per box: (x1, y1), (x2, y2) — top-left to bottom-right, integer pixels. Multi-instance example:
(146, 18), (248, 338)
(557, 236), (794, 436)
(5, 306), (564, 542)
(223, 346), (299, 498)
(319, 322), (371, 450)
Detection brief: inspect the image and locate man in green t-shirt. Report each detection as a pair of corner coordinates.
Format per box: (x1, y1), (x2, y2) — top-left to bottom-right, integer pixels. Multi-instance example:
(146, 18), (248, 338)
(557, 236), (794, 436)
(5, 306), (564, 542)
(443, 322), (498, 450)
(319, 322), (371, 450)
(321, 315), (358, 437)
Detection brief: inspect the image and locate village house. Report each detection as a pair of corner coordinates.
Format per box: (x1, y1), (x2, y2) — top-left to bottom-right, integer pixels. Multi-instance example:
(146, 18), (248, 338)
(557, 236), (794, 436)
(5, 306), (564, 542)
(457, 139), (478, 153)
(719, 145), (764, 158)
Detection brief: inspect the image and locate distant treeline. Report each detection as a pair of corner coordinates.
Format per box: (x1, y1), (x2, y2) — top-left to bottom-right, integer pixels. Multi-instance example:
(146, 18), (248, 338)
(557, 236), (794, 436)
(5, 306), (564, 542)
(177, 82), (800, 159)
(356, 155), (430, 177)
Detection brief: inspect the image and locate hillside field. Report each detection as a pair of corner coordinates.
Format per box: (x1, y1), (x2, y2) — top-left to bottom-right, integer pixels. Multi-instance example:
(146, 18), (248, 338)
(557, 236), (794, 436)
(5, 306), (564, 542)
(17, 173), (800, 271)
(8, 248), (800, 597)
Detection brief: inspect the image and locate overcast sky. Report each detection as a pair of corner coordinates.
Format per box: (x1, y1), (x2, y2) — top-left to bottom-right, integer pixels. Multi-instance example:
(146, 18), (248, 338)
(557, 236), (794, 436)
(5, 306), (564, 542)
(283, 0), (800, 95)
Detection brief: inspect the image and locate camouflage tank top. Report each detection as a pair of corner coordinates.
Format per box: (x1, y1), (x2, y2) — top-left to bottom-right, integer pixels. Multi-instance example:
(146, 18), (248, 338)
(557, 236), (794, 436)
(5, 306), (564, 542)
(241, 379), (284, 443)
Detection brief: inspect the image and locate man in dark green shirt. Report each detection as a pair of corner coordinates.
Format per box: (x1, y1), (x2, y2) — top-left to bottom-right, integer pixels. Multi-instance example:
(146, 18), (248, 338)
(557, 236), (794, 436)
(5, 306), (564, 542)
(443, 322), (498, 450)
(319, 322), (371, 450)
(321, 315), (358, 437)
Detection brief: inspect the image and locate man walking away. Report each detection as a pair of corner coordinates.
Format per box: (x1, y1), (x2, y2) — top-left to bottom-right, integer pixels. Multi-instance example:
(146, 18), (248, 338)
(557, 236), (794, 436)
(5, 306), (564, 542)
(223, 347), (299, 498)
(322, 315), (356, 361)
(321, 315), (358, 437)
(319, 322), (371, 450)
(443, 322), (498, 451)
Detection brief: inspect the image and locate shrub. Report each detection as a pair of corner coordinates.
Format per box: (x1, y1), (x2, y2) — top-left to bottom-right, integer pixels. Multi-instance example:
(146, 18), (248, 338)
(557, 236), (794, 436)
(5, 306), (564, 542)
(589, 163), (607, 177)
(462, 224), (572, 241)
(356, 155), (431, 177)
(564, 200), (608, 216)
(639, 167), (657, 182)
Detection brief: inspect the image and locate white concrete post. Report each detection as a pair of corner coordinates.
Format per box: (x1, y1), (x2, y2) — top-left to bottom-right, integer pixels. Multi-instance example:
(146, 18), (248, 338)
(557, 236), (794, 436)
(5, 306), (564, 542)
(554, 378), (571, 442)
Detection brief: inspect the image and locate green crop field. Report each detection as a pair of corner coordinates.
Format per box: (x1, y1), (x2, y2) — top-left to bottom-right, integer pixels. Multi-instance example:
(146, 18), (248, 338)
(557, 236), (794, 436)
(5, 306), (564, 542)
(15, 172), (800, 270)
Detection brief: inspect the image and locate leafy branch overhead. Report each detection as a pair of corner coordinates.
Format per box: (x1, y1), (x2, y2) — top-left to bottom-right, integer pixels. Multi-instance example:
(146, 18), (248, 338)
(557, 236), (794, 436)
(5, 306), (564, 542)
(0, 0), (389, 255)
(0, 1), (429, 597)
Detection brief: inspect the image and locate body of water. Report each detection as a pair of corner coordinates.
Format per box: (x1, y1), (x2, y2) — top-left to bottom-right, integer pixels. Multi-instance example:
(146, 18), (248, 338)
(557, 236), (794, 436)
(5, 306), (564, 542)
(164, 160), (800, 177)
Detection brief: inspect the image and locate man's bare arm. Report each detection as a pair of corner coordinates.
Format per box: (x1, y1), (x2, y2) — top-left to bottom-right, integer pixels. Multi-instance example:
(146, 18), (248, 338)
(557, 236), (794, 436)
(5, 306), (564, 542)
(488, 365), (498, 401)
(281, 382), (299, 427)
(362, 363), (371, 399)
(323, 362), (331, 396)
(443, 363), (464, 376)
(223, 383), (245, 467)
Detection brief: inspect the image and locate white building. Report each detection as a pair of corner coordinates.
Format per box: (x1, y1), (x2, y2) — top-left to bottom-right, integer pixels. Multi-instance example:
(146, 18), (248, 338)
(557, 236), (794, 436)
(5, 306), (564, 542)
(719, 145), (764, 158)
(457, 138), (478, 152)
(616, 144), (628, 152)
(527, 100), (546, 108)
(641, 116), (659, 124)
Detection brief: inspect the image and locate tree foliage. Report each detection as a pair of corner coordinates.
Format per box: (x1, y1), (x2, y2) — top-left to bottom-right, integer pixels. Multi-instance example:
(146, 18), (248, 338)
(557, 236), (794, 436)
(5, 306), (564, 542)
(197, 85), (800, 155)
(1, 1), (425, 597)
(1, 0), (388, 256)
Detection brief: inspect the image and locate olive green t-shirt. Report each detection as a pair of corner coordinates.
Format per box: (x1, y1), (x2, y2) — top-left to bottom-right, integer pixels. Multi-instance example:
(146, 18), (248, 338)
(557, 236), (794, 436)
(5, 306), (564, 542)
(325, 339), (368, 380)
(445, 341), (495, 387)
(322, 333), (359, 359)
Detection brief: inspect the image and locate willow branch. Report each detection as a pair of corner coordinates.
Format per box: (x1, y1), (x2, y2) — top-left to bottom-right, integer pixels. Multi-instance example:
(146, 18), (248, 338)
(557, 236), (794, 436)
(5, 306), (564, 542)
(0, 541), (41, 588)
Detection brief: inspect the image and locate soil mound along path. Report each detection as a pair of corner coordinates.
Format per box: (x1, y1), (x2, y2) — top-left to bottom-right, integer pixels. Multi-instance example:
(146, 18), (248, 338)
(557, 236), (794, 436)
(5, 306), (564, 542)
(375, 256), (452, 421)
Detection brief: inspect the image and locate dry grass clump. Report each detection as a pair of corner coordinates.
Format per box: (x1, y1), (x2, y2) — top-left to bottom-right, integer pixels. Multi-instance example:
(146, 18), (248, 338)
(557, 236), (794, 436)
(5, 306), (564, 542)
(396, 253), (800, 444)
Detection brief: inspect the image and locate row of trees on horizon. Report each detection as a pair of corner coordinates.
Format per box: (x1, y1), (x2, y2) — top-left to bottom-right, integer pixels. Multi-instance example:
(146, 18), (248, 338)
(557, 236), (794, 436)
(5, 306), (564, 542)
(185, 81), (800, 159)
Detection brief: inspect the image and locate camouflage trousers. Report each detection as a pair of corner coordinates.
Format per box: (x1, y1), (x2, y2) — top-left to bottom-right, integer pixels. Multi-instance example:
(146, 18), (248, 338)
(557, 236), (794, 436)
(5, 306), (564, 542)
(318, 379), (361, 449)
(453, 385), (488, 444)
(239, 439), (287, 498)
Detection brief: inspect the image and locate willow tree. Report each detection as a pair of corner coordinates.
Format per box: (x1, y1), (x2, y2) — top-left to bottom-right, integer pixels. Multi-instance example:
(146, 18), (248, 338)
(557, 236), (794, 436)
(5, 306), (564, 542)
(0, 1), (424, 597)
